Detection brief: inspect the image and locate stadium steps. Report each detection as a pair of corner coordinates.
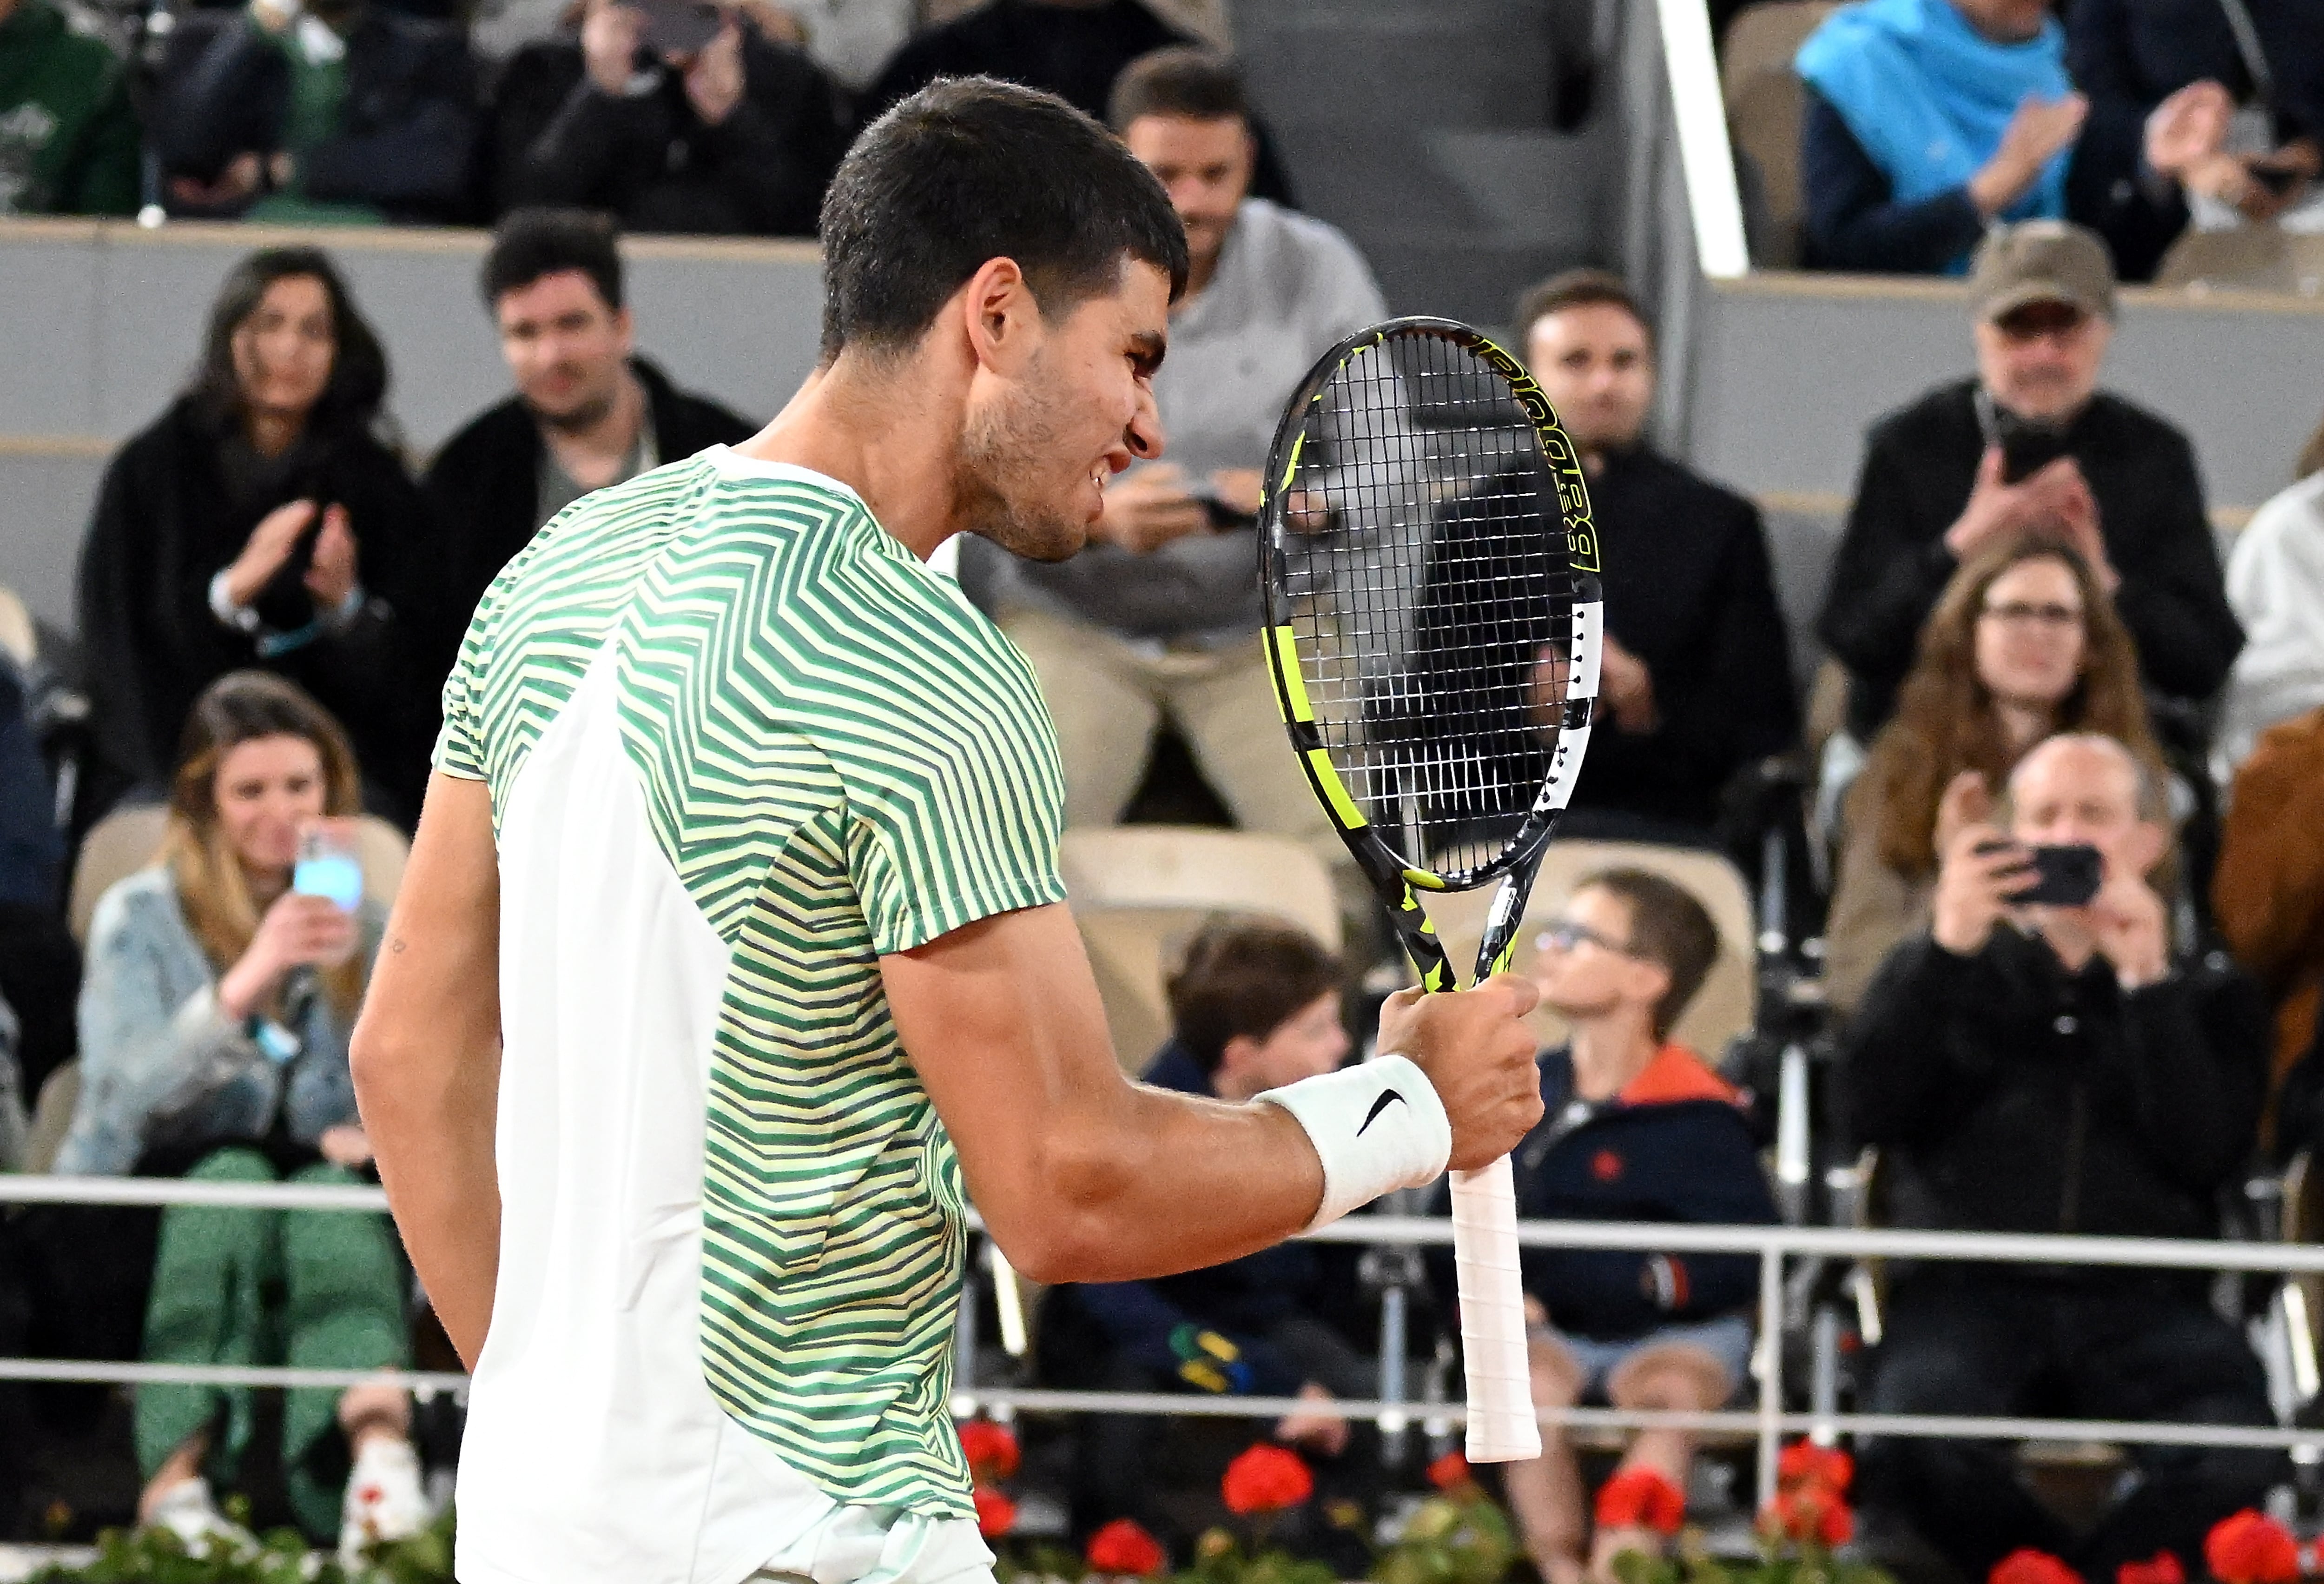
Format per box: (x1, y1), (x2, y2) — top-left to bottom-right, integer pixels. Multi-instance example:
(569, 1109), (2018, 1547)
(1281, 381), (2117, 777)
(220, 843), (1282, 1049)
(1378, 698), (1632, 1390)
(1239, 0), (1614, 324)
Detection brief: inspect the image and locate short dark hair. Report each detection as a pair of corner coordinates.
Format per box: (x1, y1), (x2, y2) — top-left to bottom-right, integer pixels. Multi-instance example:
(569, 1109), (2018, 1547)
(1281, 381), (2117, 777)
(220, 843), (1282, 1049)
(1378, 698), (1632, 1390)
(1581, 868), (1718, 1039)
(1167, 918), (1342, 1074)
(1512, 268), (1655, 351)
(1108, 46), (1249, 132)
(188, 247), (387, 442)
(482, 207), (624, 314)
(818, 77), (1189, 362)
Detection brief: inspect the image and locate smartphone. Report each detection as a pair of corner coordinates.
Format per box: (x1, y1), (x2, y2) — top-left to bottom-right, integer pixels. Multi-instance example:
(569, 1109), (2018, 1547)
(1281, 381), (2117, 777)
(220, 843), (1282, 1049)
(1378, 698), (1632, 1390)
(293, 826), (364, 912)
(2251, 161), (2305, 197)
(1195, 489), (1258, 530)
(2013, 843), (2102, 908)
(637, 0), (723, 56)
(1999, 424), (2074, 485)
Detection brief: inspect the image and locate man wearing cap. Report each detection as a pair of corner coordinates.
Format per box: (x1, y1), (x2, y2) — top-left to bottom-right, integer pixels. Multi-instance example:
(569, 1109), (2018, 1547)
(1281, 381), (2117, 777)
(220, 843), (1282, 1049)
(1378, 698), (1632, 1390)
(1818, 220), (2243, 740)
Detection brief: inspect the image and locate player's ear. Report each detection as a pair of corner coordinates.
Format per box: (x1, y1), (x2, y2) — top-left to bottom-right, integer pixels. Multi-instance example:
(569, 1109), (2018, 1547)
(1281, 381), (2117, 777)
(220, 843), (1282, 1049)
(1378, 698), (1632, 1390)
(960, 256), (1041, 375)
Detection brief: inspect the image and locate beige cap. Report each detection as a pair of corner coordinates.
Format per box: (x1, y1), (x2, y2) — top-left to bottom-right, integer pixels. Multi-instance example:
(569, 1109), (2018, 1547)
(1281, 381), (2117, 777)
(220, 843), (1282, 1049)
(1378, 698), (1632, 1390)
(1970, 220), (2118, 323)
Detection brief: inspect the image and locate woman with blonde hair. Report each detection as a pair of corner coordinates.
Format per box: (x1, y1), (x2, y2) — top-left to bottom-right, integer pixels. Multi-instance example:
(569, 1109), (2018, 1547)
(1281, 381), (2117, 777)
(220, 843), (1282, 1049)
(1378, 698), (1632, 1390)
(1824, 535), (2165, 1014)
(57, 671), (425, 1558)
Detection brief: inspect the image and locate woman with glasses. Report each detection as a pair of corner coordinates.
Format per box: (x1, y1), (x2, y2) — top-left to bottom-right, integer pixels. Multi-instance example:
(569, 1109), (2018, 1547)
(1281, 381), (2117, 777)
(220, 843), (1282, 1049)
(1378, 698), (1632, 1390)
(1824, 534), (2165, 1015)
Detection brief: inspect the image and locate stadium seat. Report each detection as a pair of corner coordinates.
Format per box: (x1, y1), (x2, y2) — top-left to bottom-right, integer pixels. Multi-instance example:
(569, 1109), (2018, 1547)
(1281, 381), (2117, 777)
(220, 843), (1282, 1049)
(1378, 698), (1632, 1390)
(1058, 825), (1343, 1074)
(68, 806), (412, 947)
(1422, 839), (1759, 1063)
(1721, 0), (1840, 269)
(2154, 226), (2324, 297)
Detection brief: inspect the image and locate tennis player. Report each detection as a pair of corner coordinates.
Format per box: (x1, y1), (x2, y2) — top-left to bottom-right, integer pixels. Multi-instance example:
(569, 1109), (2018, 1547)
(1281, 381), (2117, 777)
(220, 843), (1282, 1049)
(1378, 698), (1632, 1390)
(352, 78), (1544, 1584)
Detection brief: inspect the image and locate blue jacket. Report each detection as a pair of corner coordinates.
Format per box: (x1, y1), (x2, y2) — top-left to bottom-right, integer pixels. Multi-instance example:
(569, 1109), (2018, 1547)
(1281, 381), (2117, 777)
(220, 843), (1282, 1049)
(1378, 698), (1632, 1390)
(57, 865), (382, 1177)
(1512, 1045), (1778, 1341)
(1057, 1041), (1323, 1396)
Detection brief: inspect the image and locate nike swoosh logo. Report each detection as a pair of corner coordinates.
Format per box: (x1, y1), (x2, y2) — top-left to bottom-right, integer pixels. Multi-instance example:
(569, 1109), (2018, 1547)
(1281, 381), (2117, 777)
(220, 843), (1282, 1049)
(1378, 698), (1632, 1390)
(1357, 1090), (1407, 1136)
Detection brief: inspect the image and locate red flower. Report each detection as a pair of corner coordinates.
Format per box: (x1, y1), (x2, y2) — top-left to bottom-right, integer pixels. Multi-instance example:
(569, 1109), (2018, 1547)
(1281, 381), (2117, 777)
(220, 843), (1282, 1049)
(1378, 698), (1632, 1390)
(2206, 1511), (2302, 1584)
(1427, 1451), (1474, 1491)
(1593, 1467), (1685, 1535)
(1757, 1485), (1853, 1548)
(1776, 1439), (1855, 1495)
(958, 1419), (1020, 1484)
(1086, 1518), (1167, 1577)
(1990, 1550), (2084, 1584)
(972, 1486), (1017, 1539)
(1221, 1444), (1314, 1514)
(2116, 1552), (2185, 1584)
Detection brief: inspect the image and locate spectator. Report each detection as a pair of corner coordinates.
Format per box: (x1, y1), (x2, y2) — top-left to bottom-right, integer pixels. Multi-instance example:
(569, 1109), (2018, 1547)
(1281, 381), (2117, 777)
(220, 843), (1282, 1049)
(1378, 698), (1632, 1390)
(2214, 705), (2324, 1105)
(1843, 732), (2273, 1580)
(55, 673), (425, 1557)
(422, 208), (753, 685)
(154, 0), (479, 224)
(1824, 536), (2163, 1015)
(0, 0), (140, 215)
(1038, 920), (1370, 1548)
(866, 0), (1187, 124)
(490, 0), (847, 235)
(1794, 0), (2182, 276)
(76, 247), (440, 825)
(2068, 0), (2324, 258)
(2218, 411), (2324, 771)
(1509, 270), (1797, 844)
(965, 49), (1379, 907)
(1494, 869), (1776, 1584)
(1818, 221), (2240, 742)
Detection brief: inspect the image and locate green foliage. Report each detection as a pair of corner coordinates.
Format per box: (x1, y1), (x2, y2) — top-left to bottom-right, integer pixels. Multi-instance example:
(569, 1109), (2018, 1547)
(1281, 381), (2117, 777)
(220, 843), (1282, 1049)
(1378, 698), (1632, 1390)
(1605, 1529), (1894, 1584)
(1171, 1531), (1338, 1584)
(26, 1505), (457, 1584)
(1369, 1493), (1519, 1584)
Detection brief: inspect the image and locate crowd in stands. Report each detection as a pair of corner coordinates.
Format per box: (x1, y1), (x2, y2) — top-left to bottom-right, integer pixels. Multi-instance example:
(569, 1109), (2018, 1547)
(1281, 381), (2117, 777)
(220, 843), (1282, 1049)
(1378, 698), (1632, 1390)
(3, 20), (2324, 1584)
(1790, 0), (2324, 278)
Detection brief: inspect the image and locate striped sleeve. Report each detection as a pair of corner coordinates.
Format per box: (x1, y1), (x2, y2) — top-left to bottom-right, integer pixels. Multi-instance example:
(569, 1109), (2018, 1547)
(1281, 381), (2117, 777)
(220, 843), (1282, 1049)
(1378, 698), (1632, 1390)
(432, 597), (492, 782)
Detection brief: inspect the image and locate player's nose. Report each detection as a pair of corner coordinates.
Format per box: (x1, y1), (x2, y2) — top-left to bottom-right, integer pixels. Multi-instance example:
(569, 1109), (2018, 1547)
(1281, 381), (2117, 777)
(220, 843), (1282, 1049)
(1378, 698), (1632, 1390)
(1126, 387), (1166, 461)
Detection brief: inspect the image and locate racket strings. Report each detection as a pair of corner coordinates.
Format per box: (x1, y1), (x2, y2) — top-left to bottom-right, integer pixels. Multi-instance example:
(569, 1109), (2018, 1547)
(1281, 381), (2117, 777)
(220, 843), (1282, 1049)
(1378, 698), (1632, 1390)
(1277, 333), (1579, 884)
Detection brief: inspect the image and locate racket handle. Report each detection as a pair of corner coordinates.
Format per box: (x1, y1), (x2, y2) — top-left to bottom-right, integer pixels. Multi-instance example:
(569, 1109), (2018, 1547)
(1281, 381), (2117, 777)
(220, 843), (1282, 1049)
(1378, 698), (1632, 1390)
(1448, 1157), (1541, 1462)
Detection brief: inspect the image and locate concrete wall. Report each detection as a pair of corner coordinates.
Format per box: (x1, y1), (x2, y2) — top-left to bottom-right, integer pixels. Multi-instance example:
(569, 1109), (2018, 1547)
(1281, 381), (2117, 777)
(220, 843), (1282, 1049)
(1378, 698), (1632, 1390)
(0, 218), (823, 632)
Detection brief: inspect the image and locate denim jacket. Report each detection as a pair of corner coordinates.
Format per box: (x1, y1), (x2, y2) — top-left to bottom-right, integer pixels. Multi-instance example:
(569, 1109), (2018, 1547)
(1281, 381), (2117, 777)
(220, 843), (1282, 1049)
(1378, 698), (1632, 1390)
(57, 866), (383, 1177)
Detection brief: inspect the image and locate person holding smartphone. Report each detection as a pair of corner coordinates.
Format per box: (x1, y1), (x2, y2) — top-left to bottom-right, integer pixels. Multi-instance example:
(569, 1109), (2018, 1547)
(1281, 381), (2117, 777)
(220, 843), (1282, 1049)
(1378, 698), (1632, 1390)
(1840, 731), (2274, 1580)
(491, 0), (849, 235)
(53, 672), (423, 1561)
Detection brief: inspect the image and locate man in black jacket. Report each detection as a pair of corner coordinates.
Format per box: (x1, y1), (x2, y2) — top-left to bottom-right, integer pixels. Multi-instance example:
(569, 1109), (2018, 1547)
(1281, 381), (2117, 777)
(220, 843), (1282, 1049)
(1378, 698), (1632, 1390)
(490, 0), (847, 235)
(422, 209), (753, 687)
(1516, 271), (1798, 843)
(155, 0), (479, 223)
(1843, 731), (2274, 1579)
(1819, 222), (2241, 741)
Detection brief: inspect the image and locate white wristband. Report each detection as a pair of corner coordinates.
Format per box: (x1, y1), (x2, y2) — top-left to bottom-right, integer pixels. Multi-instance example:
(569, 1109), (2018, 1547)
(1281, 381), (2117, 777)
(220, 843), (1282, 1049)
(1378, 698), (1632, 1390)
(1258, 1054), (1452, 1232)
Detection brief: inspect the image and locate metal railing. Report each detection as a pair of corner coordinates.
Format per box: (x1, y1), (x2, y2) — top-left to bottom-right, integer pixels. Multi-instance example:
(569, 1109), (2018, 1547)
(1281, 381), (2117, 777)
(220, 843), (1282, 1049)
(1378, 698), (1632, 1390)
(7, 1174), (2324, 1507)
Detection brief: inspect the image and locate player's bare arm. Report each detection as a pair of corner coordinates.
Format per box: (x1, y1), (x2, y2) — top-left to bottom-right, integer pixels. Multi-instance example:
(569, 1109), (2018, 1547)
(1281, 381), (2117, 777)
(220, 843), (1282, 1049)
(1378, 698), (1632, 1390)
(886, 902), (1545, 1285)
(351, 772), (504, 1368)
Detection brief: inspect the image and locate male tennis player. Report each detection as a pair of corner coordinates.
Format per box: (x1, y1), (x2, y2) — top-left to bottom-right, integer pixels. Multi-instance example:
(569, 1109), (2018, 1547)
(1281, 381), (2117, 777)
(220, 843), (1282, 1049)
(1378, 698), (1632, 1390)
(352, 78), (1543, 1584)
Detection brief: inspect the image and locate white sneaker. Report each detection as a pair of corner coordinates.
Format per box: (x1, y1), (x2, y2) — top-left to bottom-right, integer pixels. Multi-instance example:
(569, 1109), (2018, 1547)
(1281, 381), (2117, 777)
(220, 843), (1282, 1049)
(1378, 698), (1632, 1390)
(144, 1477), (256, 1558)
(339, 1438), (430, 1562)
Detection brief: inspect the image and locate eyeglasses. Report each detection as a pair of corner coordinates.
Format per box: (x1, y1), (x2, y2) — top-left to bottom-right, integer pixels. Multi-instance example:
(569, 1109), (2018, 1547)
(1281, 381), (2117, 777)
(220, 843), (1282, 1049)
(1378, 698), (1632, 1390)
(1979, 601), (2084, 629)
(1533, 920), (1637, 956)
(1993, 302), (2090, 343)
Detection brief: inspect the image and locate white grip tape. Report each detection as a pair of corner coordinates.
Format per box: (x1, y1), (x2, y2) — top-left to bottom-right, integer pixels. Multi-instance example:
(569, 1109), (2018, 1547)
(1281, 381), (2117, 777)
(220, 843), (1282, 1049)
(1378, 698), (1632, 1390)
(1450, 1157), (1541, 1462)
(1257, 1054), (1451, 1232)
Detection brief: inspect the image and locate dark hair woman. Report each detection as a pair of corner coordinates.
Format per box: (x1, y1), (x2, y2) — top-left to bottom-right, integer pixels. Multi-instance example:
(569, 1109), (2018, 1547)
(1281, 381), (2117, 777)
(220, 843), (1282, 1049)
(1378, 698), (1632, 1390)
(1823, 534), (2166, 1013)
(76, 247), (441, 828)
(56, 672), (425, 1555)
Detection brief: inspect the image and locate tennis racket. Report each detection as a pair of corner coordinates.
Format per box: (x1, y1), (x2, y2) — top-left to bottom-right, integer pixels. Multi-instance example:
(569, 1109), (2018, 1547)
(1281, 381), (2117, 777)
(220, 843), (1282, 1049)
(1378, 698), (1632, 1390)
(1257, 316), (1603, 1462)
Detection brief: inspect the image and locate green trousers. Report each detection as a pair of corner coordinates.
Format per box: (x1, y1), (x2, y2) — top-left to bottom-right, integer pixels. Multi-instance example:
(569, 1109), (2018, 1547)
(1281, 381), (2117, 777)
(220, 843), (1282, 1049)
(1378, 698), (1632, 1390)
(137, 1147), (408, 1539)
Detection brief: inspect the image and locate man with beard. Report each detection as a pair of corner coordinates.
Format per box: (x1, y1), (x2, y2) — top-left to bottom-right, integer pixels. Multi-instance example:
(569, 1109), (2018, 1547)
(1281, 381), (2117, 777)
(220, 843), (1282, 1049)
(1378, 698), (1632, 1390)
(1819, 220), (2242, 740)
(422, 207), (754, 691)
(351, 80), (1545, 1584)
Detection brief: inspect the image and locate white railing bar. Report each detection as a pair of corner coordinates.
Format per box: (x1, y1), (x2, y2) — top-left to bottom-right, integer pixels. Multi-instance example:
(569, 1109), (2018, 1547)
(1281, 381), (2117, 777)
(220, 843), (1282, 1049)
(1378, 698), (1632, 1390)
(12, 1179), (2324, 1275)
(0, 1360), (467, 1392)
(1654, 0), (1751, 278)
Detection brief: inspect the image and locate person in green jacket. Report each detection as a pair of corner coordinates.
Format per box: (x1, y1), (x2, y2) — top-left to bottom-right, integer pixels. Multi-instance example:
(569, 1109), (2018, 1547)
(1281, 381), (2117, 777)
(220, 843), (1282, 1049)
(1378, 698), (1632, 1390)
(0, 0), (141, 215)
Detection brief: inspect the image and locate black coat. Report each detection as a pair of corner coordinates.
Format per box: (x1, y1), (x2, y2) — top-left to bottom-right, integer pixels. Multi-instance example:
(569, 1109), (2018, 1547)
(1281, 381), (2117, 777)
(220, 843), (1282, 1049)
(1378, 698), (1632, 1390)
(154, 6), (481, 222)
(420, 358), (754, 689)
(1819, 378), (2243, 739)
(1844, 929), (2267, 1247)
(490, 30), (847, 235)
(76, 398), (442, 822)
(865, 0), (1183, 121)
